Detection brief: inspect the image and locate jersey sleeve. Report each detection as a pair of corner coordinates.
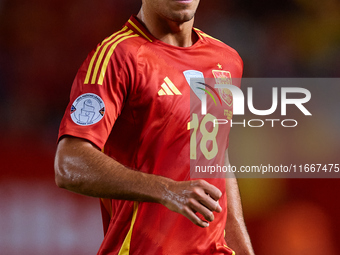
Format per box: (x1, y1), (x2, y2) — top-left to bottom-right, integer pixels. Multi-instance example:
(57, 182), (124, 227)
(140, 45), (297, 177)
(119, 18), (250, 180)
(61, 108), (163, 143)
(58, 42), (135, 149)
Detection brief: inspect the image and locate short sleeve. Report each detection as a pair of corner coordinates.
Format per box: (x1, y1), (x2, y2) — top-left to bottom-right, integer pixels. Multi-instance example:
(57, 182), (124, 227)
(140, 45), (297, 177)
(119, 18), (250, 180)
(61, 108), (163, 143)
(58, 42), (135, 149)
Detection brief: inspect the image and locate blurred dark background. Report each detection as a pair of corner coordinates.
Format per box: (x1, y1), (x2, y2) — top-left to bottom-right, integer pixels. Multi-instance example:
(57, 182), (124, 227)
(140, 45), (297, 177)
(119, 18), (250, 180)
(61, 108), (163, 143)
(0, 0), (339, 254)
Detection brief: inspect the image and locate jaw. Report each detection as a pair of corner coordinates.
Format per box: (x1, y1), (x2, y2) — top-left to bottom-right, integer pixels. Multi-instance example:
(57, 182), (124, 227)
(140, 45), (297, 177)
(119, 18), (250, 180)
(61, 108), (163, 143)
(141, 0), (199, 24)
(164, 0), (199, 23)
(137, 0), (200, 46)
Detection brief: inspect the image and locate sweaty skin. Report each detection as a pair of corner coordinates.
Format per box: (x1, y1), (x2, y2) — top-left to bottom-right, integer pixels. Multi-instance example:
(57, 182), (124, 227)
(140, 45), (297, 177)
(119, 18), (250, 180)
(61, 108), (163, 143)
(55, 136), (222, 228)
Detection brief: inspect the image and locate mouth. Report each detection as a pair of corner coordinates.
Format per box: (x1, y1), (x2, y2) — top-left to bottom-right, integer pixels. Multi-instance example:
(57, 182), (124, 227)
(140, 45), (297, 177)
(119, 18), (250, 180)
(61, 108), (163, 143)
(173, 0), (193, 3)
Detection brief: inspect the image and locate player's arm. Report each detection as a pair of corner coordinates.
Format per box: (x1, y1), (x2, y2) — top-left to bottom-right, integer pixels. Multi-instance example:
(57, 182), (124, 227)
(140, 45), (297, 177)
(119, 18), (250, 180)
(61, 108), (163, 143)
(54, 136), (222, 228)
(224, 149), (255, 255)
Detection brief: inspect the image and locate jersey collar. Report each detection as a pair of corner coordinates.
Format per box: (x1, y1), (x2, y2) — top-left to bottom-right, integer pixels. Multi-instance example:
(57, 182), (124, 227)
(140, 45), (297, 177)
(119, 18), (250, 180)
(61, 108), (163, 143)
(126, 16), (154, 42)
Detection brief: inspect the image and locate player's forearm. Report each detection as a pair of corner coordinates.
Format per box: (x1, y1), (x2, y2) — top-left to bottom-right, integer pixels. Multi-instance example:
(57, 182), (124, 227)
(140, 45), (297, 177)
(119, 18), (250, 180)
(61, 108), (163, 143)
(54, 136), (171, 203)
(55, 136), (223, 228)
(225, 177), (255, 255)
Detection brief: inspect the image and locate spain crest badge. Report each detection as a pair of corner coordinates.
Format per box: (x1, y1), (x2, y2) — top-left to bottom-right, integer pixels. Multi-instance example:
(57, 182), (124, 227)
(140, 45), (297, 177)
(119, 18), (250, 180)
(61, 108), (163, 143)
(212, 70), (233, 107)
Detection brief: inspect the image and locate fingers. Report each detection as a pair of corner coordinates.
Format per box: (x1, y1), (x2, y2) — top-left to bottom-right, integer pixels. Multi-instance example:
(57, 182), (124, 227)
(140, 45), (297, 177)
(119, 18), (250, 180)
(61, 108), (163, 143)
(200, 194), (222, 213)
(186, 181), (222, 225)
(182, 206), (210, 228)
(189, 198), (215, 222)
(162, 179), (223, 228)
(190, 180), (222, 211)
(184, 197), (221, 227)
(195, 179), (222, 201)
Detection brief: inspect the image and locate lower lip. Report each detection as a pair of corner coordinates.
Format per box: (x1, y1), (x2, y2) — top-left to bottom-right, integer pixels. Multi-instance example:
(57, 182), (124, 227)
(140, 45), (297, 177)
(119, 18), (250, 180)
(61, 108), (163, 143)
(174, 0), (193, 3)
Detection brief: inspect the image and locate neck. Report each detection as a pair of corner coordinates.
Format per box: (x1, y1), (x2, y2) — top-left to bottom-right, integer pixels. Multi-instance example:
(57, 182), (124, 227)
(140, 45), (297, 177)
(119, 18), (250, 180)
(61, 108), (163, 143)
(137, 9), (197, 47)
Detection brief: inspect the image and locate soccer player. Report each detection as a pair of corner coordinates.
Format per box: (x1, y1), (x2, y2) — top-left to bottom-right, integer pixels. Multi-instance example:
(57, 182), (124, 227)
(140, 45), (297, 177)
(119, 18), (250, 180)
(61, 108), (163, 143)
(54, 0), (255, 254)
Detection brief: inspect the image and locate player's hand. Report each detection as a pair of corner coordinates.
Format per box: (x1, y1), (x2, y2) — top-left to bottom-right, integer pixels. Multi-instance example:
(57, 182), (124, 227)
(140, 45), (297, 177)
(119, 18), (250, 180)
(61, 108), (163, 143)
(161, 179), (222, 228)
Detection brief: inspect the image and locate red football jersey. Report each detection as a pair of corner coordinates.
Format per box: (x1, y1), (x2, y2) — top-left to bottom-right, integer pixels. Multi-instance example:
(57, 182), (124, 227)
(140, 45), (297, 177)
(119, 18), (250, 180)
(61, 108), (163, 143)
(58, 16), (243, 255)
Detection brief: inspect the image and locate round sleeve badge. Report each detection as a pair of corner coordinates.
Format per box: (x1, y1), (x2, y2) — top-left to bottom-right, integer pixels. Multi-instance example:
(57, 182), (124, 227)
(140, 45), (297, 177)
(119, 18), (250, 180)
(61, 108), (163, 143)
(70, 93), (105, 126)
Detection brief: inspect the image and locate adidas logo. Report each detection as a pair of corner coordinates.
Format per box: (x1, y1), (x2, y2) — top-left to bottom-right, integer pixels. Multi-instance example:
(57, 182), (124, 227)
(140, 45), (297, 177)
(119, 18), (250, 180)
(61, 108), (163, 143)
(158, 77), (182, 96)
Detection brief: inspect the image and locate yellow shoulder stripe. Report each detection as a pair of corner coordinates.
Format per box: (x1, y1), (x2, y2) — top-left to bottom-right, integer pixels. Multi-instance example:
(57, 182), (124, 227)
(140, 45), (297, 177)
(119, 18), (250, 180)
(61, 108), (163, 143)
(118, 202), (139, 255)
(84, 27), (139, 85)
(128, 19), (153, 42)
(193, 28), (202, 39)
(98, 33), (138, 85)
(194, 28), (223, 43)
(85, 26), (128, 84)
(93, 29), (134, 85)
(201, 33), (223, 43)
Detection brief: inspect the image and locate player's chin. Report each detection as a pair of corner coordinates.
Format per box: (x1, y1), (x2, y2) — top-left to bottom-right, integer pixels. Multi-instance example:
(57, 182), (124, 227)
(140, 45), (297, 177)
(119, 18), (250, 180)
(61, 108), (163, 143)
(169, 10), (195, 23)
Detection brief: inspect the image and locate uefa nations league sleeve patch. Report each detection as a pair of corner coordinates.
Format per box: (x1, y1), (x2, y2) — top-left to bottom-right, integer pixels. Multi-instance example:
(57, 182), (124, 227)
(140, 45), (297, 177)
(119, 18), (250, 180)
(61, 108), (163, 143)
(70, 93), (105, 126)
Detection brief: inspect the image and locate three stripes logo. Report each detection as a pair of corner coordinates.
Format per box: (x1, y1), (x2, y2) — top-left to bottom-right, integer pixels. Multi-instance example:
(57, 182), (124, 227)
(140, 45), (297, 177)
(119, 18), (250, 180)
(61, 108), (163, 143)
(158, 77), (182, 96)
